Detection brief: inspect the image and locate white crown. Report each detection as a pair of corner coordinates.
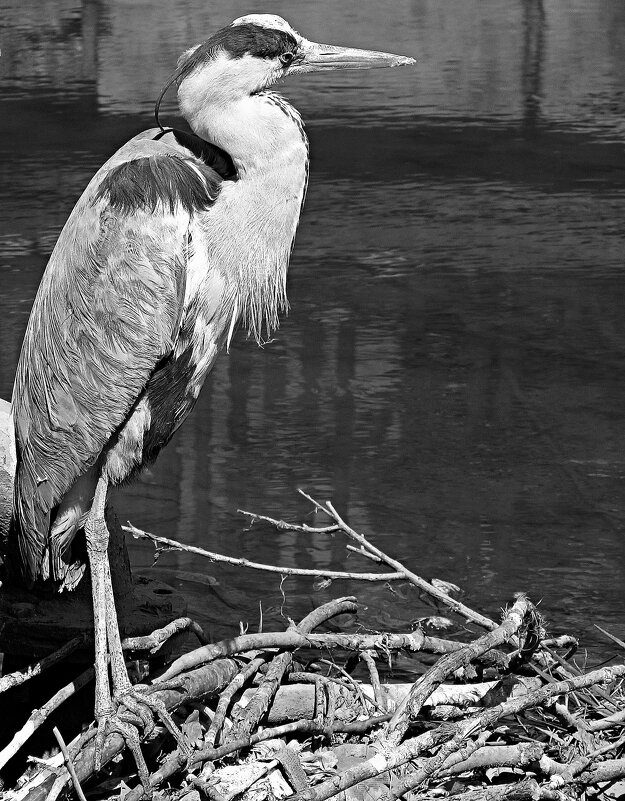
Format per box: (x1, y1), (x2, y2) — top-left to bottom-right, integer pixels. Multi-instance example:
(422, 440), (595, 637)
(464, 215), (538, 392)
(231, 14), (298, 37)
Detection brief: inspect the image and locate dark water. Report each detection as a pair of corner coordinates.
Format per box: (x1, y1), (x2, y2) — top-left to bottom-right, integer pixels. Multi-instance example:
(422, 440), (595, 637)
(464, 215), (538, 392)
(2, 0), (625, 658)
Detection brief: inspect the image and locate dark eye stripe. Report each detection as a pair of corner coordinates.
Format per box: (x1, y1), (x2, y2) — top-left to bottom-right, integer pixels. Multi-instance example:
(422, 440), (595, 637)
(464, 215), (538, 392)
(179, 24), (298, 79)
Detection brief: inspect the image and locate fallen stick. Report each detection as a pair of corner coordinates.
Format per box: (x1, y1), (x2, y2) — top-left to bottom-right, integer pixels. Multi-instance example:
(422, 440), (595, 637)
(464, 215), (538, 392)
(158, 628), (486, 682)
(388, 663), (620, 800)
(241, 679), (509, 723)
(239, 497), (581, 700)
(387, 730), (493, 801)
(286, 664), (625, 801)
(383, 594), (534, 746)
(552, 701), (596, 752)
(13, 671), (509, 800)
(360, 651), (383, 710)
(578, 757), (625, 785)
(205, 655), (266, 747)
(9, 494), (618, 801)
(123, 646), (532, 798)
(586, 707), (625, 731)
(2, 623), (213, 778)
(430, 778), (545, 801)
(382, 719), (493, 799)
(0, 666), (93, 771)
(536, 732), (625, 790)
(227, 651), (294, 745)
(121, 616), (208, 652)
(0, 635), (85, 694)
(225, 598), (357, 744)
(240, 493), (498, 632)
(124, 715), (396, 801)
(52, 726), (87, 801)
(16, 600), (362, 799)
(215, 757), (280, 801)
(289, 724), (454, 801)
(440, 741), (545, 777)
(125, 523), (402, 582)
(274, 745), (309, 791)
(15, 658), (243, 801)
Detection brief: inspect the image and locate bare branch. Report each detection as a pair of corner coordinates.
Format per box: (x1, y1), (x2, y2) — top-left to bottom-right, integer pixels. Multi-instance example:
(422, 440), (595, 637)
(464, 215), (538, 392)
(125, 522), (402, 582)
(0, 635), (85, 695)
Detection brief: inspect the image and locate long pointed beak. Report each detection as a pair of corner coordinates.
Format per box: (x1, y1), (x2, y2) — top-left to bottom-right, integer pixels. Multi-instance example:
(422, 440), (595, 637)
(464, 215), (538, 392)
(291, 39), (415, 73)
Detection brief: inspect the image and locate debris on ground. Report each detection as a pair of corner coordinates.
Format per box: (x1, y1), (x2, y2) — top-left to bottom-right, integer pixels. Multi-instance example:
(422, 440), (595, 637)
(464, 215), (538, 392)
(2, 494), (624, 801)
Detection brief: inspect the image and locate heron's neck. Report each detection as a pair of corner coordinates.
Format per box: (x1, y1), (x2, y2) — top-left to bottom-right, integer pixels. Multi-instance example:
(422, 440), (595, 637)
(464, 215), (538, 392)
(178, 85), (307, 176)
(178, 86), (309, 340)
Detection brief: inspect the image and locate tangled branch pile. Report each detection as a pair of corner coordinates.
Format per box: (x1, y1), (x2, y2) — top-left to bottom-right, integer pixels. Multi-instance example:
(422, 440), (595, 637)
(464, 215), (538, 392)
(4, 494), (625, 801)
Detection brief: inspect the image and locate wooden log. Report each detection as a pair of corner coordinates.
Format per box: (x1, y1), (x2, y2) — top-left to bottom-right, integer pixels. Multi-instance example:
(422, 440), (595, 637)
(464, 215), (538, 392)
(0, 397), (187, 660)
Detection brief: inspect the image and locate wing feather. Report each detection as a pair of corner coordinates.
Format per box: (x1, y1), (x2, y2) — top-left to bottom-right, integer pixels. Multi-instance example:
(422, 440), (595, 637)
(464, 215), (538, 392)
(11, 138), (223, 583)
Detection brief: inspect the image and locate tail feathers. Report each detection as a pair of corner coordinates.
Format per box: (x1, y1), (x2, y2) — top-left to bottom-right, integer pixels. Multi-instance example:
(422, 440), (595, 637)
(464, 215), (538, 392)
(11, 469), (96, 590)
(10, 503), (49, 588)
(47, 506), (88, 591)
(11, 499), (86, 589)
(46, 468), (97, 590)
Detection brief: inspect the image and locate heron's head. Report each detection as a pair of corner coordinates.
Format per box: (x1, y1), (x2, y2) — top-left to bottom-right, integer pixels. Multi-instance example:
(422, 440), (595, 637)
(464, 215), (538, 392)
(156, 14), (414, 123)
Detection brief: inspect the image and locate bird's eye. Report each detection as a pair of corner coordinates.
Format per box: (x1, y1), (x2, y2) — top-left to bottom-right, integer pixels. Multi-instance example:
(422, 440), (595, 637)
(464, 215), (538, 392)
(280, 51), (295, 67)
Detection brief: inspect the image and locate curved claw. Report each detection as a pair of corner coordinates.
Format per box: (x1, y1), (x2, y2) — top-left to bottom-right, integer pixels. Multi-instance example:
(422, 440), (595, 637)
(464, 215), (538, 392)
(117, 685), (192, 758)
(93, 711), (151, 793)
(109, 717), (152, 791)
(120, 693), (157, 738)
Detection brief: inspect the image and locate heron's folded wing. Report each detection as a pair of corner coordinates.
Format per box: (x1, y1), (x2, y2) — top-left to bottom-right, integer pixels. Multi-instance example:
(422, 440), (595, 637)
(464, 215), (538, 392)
(11, 145), (222, 582)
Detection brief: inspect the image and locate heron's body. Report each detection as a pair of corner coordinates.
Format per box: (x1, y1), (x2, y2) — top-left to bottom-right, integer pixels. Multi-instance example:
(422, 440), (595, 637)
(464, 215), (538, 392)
(13, 94), (308, 586)
(9, 13), (412, 783)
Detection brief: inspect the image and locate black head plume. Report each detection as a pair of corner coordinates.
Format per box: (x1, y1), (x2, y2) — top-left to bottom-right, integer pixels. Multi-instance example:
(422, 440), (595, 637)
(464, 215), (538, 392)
(155, 68), (183, 131)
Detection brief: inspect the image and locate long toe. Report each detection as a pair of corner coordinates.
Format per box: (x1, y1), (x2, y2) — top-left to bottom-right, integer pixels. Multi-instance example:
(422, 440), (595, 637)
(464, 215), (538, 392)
(118, 686), (192, 758)
(93, 710), (151, 794)
(107, 715), (152, 793)
(119, 693), (157, 738)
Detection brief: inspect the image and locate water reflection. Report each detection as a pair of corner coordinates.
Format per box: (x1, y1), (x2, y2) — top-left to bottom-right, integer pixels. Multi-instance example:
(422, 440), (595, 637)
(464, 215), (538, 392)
(521, 0), (545, 129)
(1, 0), (625, 656)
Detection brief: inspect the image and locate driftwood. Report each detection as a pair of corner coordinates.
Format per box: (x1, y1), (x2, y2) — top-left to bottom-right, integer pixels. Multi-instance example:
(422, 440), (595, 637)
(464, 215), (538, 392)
(1, 456), (624, 801)
(1, 497), (623, 801)
(12, 615), (624, 801)
(0, 635), (85, 694)
(240, 494), (498, 633)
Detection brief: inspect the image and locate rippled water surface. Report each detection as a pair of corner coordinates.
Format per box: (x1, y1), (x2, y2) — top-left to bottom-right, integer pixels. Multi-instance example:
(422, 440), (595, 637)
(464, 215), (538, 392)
(2, 0), (625, 657)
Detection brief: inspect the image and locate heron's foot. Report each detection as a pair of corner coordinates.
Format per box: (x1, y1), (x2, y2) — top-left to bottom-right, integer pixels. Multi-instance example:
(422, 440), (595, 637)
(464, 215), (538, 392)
(93, 707), (151, 792)
(117, 684), (192, 758)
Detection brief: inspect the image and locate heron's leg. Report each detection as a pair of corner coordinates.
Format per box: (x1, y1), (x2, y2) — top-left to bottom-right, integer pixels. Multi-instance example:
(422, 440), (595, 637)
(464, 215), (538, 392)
(85, 477), (150, 788)
(87, 477), (190, 779)
(85, 477), (115, 750)
(102, 553), (188, 751)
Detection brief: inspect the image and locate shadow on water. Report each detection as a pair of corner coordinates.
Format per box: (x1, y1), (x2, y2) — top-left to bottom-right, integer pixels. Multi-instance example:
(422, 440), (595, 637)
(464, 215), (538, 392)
(1, 0), (625, 658)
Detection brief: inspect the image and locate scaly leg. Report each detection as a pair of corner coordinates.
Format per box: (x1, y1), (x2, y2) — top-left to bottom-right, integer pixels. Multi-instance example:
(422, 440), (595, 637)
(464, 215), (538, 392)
(85, 476), (188, 791)
(85, 477), (150, 787)
(85, 477), (115, 759)
(102, 550), (189, 750)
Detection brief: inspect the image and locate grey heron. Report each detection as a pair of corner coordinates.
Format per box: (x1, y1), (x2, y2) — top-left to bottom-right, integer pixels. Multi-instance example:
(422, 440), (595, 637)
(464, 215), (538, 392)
(10, 12), (414, 785)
